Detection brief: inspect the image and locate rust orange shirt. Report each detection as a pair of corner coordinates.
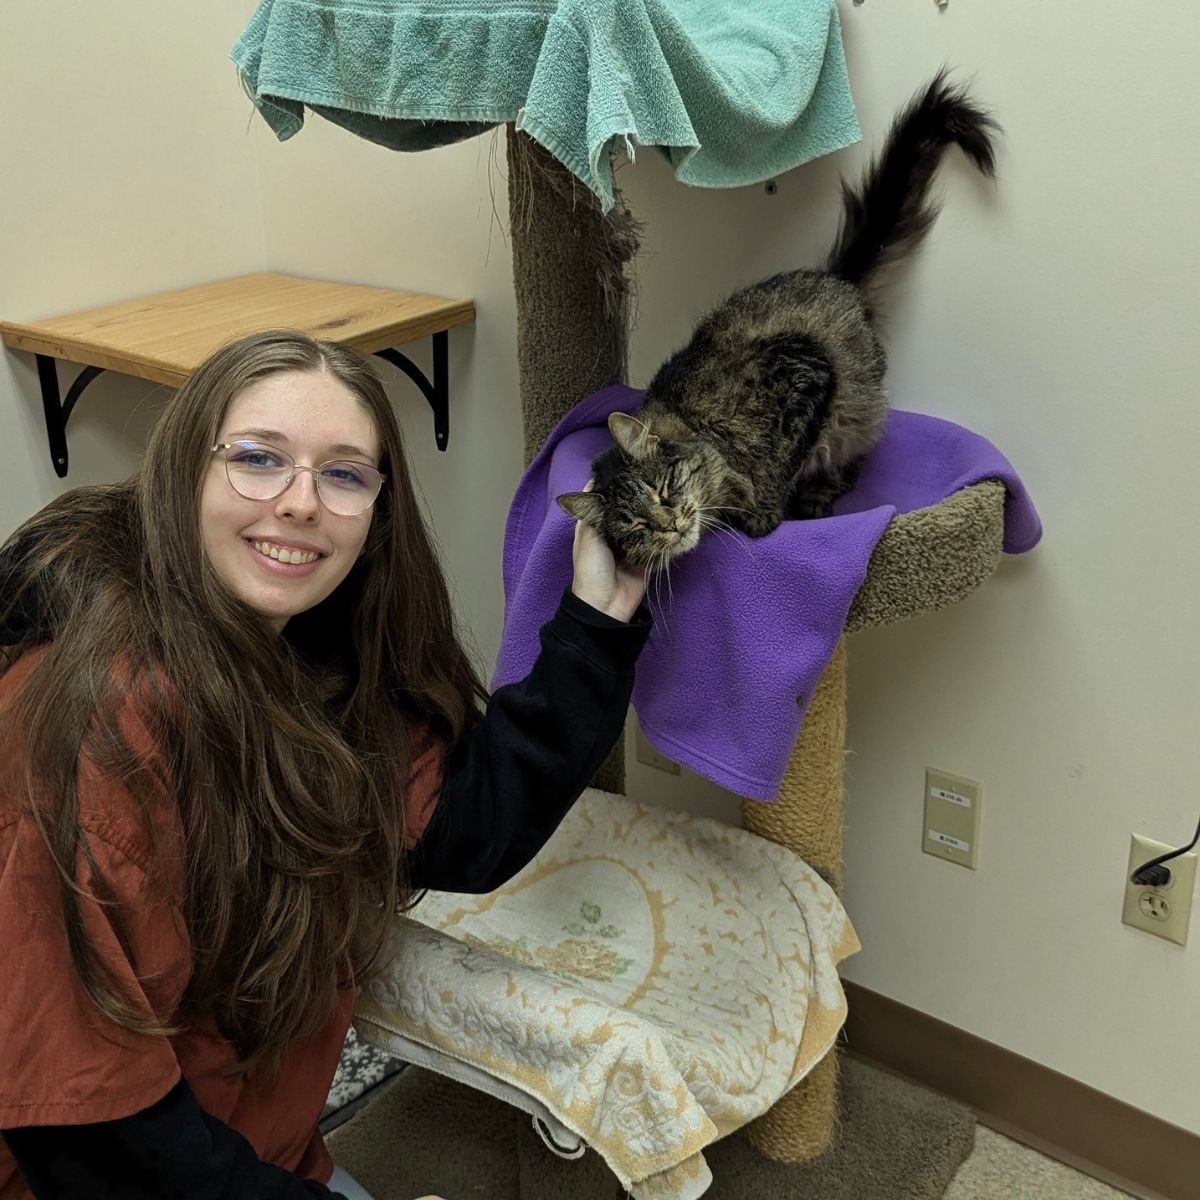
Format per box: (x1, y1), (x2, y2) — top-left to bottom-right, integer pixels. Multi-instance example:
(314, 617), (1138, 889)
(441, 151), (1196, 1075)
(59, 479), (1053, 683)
(0, 651), (445, 1200)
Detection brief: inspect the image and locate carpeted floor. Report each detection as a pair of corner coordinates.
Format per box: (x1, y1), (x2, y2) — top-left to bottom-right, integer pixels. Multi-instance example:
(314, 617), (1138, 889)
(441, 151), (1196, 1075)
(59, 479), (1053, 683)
(326, 1056), (977, 1200)
(944, 1127), (1133, 1200)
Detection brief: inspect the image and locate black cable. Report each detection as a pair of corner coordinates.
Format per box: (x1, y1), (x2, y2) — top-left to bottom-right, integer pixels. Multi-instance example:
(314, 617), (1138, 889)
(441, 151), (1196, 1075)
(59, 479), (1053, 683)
(1130, 812), (1200, 887)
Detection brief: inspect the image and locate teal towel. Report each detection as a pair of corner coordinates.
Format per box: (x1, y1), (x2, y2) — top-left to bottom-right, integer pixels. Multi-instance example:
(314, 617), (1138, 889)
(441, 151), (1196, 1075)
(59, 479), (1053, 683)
(232, 0), (861, 211)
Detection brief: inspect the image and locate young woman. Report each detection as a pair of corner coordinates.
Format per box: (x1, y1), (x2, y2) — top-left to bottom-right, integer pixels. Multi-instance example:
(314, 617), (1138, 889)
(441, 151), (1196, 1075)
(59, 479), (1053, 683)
(0, 330), (650, 1200)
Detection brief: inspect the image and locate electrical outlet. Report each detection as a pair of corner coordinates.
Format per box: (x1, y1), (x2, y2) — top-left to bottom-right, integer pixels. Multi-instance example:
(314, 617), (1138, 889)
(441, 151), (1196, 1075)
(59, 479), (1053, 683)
(634, 720), (679, 775)
(922, 769), (982, 869)
(1121, 834), (1196, 946)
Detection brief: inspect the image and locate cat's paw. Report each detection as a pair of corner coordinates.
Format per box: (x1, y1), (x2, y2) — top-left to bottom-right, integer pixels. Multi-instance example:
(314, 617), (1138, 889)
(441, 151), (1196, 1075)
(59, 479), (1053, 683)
(789, 497), (836, 520)
(731, 512), (784, 538)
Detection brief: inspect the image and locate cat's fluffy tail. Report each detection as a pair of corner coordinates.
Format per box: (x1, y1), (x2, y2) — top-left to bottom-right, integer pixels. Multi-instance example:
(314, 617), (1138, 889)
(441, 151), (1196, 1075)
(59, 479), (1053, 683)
(825, 71), (998, 301)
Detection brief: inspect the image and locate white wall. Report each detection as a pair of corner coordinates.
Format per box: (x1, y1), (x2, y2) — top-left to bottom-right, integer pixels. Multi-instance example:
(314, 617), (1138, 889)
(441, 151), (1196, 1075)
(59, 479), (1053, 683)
(4, 0), (1197, 1138)
(0, 0), (265, 532)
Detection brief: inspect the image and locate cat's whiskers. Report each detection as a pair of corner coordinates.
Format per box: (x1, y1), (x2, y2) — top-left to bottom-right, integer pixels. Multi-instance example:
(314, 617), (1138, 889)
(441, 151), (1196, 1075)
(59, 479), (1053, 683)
(697, 514), (752, 559)
(646, 565), (664, 631)
(697, 506), (757, 551)
(645, 549), (674, 642)
(640, 548), (661, 616)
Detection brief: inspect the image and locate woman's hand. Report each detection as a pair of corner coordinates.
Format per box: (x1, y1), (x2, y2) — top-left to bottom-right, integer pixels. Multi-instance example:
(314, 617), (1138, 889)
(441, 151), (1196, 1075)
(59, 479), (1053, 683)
(569, 488), (647, 622)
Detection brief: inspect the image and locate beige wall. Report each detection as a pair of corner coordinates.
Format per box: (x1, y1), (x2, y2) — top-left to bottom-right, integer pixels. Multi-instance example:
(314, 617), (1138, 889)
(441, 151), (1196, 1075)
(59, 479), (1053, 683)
(253, 122), (522, 671)
(627, 4), (1200, 1131)
(3, 0), (1197, 1137)
(0, 0), (264, 528)
(829, 3), (1199, 1134)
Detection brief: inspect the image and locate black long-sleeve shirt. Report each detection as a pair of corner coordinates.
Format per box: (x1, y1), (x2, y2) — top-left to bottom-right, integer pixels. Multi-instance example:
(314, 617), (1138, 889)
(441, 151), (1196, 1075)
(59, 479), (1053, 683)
(410, 589), (648, 892)
(2, 590), (650, 1200)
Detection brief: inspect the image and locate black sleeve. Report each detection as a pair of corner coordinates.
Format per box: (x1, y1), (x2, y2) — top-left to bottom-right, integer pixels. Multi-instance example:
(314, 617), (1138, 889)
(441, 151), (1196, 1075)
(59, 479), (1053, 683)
(3, 1079), (346, 1200)
(407, 589), (651, 894)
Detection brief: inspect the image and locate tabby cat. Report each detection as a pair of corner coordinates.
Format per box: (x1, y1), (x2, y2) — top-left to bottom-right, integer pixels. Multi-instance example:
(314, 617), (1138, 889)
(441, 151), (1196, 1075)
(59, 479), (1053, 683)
(558, 72), (998, 568)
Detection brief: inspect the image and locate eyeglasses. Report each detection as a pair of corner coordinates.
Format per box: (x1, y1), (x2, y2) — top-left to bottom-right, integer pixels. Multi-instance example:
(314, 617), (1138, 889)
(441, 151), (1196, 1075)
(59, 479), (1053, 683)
(211, 441), (386, 517)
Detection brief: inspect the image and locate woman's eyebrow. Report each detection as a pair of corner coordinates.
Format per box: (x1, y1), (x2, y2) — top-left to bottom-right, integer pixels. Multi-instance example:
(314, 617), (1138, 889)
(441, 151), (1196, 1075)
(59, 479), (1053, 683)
(228, 427), (289, 444)
(226, 429), (375, 460)
(330, 443), (373, 459)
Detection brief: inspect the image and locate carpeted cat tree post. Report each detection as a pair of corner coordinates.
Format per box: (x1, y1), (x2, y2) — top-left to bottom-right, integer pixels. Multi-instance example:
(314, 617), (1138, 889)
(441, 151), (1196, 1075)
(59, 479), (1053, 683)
(505, 127), (641, 795)
(504, 124), (1005, 1166)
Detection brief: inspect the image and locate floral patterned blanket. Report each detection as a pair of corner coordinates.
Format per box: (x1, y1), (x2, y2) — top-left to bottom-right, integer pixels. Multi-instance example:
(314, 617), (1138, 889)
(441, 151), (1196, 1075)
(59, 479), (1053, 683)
(355, 789), (859, 1200)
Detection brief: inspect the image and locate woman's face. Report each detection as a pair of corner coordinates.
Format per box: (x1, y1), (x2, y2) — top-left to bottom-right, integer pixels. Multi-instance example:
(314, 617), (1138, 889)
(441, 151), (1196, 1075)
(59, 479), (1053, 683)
(199, 369), (381, 632)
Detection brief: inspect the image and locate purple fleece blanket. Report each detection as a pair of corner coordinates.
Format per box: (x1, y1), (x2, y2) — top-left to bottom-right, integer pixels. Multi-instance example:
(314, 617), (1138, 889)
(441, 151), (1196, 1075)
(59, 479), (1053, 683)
(493, 385), (1041, 801)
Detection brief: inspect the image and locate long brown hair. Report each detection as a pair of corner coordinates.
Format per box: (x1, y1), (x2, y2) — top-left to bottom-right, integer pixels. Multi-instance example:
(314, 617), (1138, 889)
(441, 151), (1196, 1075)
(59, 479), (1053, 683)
(0, 330), (485, 1074)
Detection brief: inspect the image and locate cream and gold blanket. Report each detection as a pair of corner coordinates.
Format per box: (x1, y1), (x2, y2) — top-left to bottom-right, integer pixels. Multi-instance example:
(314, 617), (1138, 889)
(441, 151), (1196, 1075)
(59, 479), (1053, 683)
(356, 789), (859, 1200)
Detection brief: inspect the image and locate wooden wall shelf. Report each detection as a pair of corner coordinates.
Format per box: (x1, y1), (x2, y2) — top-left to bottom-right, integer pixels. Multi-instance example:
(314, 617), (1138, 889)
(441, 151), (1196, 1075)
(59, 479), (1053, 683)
(0, 273), (475, 476)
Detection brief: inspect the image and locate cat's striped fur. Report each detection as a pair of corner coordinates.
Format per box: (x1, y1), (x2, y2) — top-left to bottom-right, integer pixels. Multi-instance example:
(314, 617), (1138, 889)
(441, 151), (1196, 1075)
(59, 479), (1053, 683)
(559, 72), (999, 568)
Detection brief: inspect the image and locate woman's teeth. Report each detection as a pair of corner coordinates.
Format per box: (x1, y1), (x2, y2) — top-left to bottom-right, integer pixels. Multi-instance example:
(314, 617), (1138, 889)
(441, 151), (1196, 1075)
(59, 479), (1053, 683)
(253, 540), (319, 565)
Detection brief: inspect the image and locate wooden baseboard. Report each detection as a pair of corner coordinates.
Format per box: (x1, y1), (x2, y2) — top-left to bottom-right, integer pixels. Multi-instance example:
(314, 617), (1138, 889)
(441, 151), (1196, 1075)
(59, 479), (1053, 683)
(841, 981), (1200, 1200)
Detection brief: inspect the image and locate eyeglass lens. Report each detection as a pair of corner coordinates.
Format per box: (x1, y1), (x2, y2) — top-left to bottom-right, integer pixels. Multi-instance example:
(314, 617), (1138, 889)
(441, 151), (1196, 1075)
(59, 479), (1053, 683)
(222, 442), (382, 515)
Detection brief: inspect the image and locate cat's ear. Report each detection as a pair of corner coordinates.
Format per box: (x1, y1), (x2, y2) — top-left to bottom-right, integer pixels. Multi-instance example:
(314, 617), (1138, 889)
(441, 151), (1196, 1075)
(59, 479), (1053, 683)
(557, 490), (605, 526)
(608, 412), (659, 459)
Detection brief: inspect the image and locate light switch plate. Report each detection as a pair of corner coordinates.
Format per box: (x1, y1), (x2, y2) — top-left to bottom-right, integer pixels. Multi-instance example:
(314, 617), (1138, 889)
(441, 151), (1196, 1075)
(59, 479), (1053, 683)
(923, 768), (982, 869)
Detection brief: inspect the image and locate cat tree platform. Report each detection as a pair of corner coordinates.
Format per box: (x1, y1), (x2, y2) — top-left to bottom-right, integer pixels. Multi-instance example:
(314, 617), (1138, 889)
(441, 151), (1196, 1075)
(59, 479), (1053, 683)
(846, 481), (1006, 634)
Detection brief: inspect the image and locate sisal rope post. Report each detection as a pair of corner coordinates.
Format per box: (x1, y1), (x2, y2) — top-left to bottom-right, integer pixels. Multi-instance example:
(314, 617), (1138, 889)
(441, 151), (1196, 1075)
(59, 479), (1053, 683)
(742, 637), (848, 1161)
(504, 126), (640, 793)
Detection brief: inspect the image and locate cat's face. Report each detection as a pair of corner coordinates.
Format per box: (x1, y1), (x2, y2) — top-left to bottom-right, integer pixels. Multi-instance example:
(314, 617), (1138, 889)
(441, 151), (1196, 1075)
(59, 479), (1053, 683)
(557, 413), (713, 567)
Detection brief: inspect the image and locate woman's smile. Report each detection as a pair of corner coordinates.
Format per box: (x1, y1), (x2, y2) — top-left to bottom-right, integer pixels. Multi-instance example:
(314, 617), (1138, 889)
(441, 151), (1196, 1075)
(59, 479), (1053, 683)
(245, 537), (327, 569)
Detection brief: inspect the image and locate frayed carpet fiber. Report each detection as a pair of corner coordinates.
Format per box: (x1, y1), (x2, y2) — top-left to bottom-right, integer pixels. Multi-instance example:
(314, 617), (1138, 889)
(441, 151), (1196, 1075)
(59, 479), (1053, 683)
(325, 1055), (975, 1200)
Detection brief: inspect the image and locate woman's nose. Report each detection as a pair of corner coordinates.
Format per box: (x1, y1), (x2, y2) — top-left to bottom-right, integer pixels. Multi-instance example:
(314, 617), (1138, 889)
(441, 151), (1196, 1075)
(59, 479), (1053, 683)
(276, 467), (321, 519)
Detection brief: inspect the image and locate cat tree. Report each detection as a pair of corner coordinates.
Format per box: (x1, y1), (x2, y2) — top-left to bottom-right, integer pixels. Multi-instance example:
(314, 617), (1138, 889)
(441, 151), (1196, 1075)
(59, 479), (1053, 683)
(504, 127), (1006, 1164)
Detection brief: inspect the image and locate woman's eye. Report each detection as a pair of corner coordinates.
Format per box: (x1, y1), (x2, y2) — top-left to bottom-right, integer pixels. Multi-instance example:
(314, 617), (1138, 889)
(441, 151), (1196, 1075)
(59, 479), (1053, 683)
(232, 449), (284, 469)
(321, 463), (369, 489)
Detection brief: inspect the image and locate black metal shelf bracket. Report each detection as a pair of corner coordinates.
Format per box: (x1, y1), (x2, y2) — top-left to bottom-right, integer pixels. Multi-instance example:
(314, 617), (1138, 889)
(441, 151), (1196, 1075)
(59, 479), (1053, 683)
(30, 330), (452, 477)
(374, 331), (450, 451)
(36, 354), (107, 478)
